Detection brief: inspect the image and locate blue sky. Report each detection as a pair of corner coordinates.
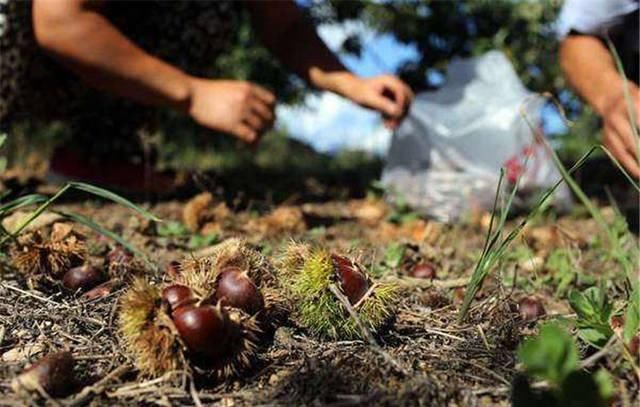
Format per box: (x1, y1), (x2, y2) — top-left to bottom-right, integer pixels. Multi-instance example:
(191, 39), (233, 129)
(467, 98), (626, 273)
(276, 22), (420, 155)
(276, 20), (567, 155)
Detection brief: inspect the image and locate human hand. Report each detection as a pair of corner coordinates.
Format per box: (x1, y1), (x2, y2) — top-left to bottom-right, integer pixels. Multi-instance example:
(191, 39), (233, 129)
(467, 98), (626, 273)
(599, 83), (640, 178)
(337, 74), (414, 129)
(187, 79), (276, 144)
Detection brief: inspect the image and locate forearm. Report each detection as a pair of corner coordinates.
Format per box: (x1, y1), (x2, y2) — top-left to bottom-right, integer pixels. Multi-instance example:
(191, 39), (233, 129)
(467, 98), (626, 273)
(559, 35), (624, 115)
(32, 0), (192, 112)
(246, 1), (355, 95)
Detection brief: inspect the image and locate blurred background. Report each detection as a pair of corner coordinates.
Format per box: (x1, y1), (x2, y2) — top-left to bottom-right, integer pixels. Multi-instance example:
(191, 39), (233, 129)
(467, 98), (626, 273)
(5, 0), (605, 202)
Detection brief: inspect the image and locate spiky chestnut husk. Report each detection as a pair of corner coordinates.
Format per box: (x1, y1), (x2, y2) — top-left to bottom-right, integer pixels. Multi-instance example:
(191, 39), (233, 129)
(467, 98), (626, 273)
(282, 244), (397, 340)
(119, 278), (261, 379)
(174, 238), (281, 316)
(12, 231), (84, 284)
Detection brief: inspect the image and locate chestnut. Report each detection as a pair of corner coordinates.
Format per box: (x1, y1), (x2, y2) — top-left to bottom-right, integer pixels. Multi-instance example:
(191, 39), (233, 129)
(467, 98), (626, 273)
(161, 284), (196, 313)
(11, 351), (75, 397)
(409, 262), (437, 279)
(172, 304), (230, 359)
(610, 316), (624, 329)
(331, 254), (369, 304)
(62, 265), (105, 292)
(518, 296), (546, 321)
(214, 268), (264, 314)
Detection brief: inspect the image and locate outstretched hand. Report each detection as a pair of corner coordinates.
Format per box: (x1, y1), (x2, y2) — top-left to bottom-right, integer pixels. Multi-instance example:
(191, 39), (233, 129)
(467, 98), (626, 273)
(600, 83), (640, 178)
(187, 79), (276, 145)
(338, 74), (414, 129)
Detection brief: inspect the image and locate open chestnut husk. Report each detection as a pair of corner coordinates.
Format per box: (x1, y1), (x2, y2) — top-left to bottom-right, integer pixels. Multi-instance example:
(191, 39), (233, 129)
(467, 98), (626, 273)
(119, 239), (277, 379)
(280, 243), (397, 339)
(11, 351), (76, 398)
(62, 264), (105, 292)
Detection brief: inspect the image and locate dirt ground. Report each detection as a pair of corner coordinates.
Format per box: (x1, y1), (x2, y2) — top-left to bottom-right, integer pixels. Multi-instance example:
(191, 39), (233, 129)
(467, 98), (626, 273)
(0, 186), (637, 406)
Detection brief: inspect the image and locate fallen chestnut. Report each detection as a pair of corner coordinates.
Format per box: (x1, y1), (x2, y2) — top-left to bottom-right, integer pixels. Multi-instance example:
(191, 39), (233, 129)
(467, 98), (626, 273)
(62, 265), (104, 292)
(214, 268), (264, 314)
(161, 284), (196, 313)
(173, 304), (231, 359)
(11, 351), (75, 397)
(331, 254), (369, 304)
(518, 296), (546, 321)
(409, 262), (437, 279)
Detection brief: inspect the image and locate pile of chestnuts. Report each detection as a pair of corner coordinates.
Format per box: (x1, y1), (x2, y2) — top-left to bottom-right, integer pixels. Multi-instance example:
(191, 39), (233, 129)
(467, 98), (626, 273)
(119, 239), (279, 378)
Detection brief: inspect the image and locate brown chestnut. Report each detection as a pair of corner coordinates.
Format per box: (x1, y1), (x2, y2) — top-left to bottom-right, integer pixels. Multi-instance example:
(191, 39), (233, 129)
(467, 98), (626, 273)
(172, 304), (230, 359)
(11, 351), (75, 397)
(62, 265), (105, 292)
(215, 268), (264, 314)
(162, 284), (196, 313)
(331, 254), (369, 304)
(409, 262), (437, 279)
(610, 316), (624, 329)
(518, 296), (546, 321)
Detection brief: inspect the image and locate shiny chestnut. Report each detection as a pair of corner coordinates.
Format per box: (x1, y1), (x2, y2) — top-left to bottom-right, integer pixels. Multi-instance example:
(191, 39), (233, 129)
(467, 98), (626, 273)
(162, 284), (196, 313)
(172, 304), (230, 359)
(331, 254), (369, 304)
(215, 268), (264, 314)
(62, 265), (105, 292)
(409, 262), (437, 279)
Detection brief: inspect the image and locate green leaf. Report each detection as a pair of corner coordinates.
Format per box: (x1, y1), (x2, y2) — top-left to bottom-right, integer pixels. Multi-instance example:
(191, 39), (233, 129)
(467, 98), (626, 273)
(383, 242), (406, 268)
(623, 283), (640, 343)
(592, 369), (615, 402)
(568, 287), (614, 347)
(517, 323), (579, 385)
(156, 221), (189, 237)
(187, 233), (218, 249)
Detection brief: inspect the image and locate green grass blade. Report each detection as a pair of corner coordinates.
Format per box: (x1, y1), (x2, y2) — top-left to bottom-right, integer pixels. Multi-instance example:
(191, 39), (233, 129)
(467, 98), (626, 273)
(599, 146), (640, 192)
(457, 147), (596, 323)
(68, 182), (161, 222)
(0, 184), (71, 246)
(0, 194), (48, 215)
(53, 210), (154, 270)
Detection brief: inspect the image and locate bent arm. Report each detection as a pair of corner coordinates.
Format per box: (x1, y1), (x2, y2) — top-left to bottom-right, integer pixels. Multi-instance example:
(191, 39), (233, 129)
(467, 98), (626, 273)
(559, 35), (624, 115)
(32, 0), (192, 112)
(244, 1), (354, 95)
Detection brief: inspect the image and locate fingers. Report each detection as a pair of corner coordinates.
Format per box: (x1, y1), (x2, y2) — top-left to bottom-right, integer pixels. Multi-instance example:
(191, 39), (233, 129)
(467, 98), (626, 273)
(604, 127), (640, 178)
(234, 123), (258, 144)
(251, 84), (276, 106)
(250, 98), (275, 124)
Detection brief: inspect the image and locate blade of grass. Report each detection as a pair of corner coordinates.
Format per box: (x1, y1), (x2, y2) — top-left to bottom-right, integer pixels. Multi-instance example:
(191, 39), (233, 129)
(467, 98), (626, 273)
(53, 210), (154, 270)
(0, 184), (71, 246)
(0, 194), (47, 215)
(68, 182), (161, 222)
(458, 147), (597, 322)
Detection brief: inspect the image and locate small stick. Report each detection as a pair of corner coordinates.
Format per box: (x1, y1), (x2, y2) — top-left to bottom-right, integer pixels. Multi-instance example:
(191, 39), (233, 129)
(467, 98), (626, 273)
(1, 283), (64, 307)
(329, 284), (409, 376)
(66, 364), (131, 406)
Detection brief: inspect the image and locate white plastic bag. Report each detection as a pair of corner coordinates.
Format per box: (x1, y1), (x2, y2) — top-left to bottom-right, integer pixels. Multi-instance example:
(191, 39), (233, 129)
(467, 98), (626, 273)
(381, 51), (572, 223)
